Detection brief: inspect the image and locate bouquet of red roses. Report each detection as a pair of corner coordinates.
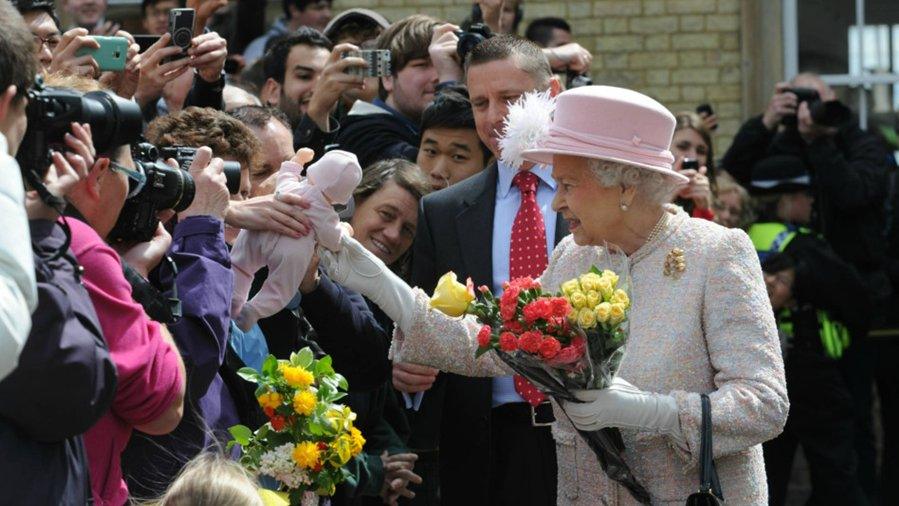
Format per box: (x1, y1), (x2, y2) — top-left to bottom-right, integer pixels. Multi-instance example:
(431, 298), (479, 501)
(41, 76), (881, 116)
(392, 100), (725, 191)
(429, 266), (650, 504)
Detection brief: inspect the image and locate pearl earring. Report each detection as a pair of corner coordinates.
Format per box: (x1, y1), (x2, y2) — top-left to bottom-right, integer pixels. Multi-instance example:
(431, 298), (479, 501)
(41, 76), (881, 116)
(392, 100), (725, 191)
(620, 202), (629, 211)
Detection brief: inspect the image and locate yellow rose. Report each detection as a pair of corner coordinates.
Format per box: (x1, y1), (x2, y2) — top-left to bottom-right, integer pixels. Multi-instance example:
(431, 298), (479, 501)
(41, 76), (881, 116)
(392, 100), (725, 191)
(579, 273), (602, 292)
(429, 272), (474, 317)
(292, 441), (321, 469)
(577, 307), (597, 329)
(597, 278), (613, 301)
(586, 290), (601, 308)
(292, 389), (316, 416)
(281, 365), (314, 388)
(611, 289), (630, 309)
(609, 303), (627, 325)
(569, 290), (587, 309)
(594, 302), (612, 323)
(349, 426), (365, 455)
(560, 279), (580, 296)
(602, 270), (620, 288)
(256, 391), (282, 410)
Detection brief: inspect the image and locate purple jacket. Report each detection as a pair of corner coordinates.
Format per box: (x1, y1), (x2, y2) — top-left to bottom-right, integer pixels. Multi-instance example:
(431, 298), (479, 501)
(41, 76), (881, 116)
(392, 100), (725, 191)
(121, 216), (237, 499)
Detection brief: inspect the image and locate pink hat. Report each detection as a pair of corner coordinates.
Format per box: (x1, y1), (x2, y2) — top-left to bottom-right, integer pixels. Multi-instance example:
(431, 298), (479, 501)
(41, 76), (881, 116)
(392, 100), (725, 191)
(521, 86), (688, 185)
(306, 150), (363, 205)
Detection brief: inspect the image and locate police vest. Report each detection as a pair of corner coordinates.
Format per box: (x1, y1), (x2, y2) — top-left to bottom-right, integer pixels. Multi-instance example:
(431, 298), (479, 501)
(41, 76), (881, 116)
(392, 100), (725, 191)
(748, 222), (850, 359)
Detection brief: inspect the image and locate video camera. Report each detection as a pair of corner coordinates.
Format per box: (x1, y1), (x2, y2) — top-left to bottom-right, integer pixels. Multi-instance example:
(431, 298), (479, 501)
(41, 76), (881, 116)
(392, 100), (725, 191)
(456, 23), (493, 63)
(783, 87), (852, 128)
(107, 143), (242, 243)
(16, 77), (143, 183)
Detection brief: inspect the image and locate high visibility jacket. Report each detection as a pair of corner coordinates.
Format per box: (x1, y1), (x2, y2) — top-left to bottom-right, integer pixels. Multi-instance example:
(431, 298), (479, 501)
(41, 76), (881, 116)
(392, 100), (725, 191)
(749, 222), (850, 359)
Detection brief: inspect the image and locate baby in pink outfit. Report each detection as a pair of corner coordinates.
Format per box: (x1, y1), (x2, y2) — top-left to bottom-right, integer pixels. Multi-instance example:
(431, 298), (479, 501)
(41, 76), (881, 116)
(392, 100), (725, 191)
(231, 148), (362, 331)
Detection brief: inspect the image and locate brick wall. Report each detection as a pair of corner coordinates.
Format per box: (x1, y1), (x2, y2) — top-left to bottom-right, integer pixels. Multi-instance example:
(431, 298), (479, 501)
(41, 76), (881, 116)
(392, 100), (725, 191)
(333, 0), (744, 153)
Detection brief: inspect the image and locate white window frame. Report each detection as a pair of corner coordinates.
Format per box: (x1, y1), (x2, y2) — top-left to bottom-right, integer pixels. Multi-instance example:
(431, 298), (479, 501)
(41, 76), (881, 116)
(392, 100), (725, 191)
(783, 0), (899, 129)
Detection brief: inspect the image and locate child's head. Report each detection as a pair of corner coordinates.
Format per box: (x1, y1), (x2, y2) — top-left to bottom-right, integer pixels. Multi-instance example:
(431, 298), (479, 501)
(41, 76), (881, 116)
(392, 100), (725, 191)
(761, 253), (796, 313)
(153, 452), (263, 506)
(307, 150), (363, 205)
(417, 86), (491, 190)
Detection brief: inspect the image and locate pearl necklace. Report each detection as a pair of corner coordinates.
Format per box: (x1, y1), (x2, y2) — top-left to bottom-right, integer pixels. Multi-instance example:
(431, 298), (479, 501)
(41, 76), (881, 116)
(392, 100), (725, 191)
(645, 211), (669, 244)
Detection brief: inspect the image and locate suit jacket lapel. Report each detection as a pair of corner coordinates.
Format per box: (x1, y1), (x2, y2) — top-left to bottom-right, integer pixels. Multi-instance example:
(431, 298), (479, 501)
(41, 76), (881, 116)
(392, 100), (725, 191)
(455, 162), (497, 288)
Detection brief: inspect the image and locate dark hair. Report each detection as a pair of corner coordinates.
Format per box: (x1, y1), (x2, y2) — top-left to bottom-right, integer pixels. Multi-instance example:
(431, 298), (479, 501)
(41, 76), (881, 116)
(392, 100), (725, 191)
(464, 35), (552, 88)
(352, 158), (431, 278)
(0, 0), (37, 103)
(761, 252), (796, 275)
(329, 20), (382, 45)
(141, 0), (183, 17)
(420, 86), (491, 161)
(468, 1), (523, 34)
(263, 27), (333, 83)
(282, 0), (332, 20)
(525, 17), (571, 48)
(229, 105), (291, 130)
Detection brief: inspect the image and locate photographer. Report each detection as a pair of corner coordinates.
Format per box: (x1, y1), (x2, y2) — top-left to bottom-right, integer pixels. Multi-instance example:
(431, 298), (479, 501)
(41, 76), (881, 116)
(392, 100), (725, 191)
(120, 106), (251, 498)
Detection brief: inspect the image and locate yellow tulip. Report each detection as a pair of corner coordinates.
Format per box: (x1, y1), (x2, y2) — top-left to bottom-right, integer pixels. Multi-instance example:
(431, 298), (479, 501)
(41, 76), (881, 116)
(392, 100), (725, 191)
(577, 307), (597, 329)
(429, 272), (474, 317)
(609, 303), (627, 325)
(595, 302), (612, 323)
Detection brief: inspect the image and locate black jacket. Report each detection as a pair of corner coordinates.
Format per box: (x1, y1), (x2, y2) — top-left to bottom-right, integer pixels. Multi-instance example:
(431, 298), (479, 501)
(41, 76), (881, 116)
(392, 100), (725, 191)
(722, 115), (891, 277)
(408, 163), (566, 504)
(0, 220), (117, 505)
(335, 100), (419, 170)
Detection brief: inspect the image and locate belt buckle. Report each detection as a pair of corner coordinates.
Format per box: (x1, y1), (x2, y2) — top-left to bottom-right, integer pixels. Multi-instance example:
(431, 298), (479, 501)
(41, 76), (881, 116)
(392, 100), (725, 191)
(531, 401), (554, 427)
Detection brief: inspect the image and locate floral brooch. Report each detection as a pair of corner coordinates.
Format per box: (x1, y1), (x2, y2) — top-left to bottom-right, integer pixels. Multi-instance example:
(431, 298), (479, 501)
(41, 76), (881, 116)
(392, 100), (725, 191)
(663, 248), (686, 278)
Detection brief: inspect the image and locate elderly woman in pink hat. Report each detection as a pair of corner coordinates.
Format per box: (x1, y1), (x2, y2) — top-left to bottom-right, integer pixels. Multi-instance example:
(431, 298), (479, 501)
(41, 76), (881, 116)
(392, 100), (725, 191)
(318, 86), (788, 505)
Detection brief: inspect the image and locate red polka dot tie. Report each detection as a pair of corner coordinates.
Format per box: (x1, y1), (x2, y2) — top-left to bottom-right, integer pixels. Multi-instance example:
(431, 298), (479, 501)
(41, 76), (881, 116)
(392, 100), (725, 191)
(510, 171), (548, 406)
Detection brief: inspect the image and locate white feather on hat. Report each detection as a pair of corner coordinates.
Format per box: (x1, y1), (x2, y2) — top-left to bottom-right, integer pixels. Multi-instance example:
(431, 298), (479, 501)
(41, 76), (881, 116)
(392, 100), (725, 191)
(499, 90), (556, 170)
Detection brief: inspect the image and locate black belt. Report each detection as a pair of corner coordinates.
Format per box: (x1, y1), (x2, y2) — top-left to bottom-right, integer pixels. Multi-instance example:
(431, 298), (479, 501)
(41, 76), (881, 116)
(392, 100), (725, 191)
(492, 401), (555, 427)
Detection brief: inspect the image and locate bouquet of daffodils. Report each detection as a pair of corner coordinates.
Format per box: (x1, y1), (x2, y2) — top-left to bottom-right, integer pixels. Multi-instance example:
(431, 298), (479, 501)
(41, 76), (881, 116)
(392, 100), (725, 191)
(429, 263), (650, 504)
(229, 348), (365, 505)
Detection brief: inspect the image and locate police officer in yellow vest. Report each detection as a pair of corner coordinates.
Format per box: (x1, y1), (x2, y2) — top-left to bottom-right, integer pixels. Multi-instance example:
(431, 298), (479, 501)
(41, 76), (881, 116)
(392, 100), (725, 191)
(748, 155), (871, 506)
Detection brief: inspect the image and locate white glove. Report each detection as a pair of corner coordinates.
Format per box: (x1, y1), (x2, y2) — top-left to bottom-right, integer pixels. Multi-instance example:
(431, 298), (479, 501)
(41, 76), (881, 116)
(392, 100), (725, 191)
(561, 377), (685, 446)
(316, 235), (417, 331)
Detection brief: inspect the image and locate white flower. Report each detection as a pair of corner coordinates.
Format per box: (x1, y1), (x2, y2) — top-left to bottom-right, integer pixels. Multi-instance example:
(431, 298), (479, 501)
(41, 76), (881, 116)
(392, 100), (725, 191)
(499, 90), (557, 169)
(258, 443), (312, 489)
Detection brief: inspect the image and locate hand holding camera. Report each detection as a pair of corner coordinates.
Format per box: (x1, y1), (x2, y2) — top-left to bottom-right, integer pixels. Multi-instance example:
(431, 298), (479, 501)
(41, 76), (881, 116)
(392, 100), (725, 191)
(25, 122), (94, 220)
(187, 31), (228, 83)
(134, 33), (192, 109)
(177, 146), (229, 221)
(430, 24), (464, 83)
(796, 96), (842, 143)
(48, 28), (101, 78)
(761, 82), (798, 130)
(306, 43), (368, 131)
(116, 220), (173, 279)
(98, 31), (142, 100)
(675, 158), (712, 211)
(547, 42), (593, 73)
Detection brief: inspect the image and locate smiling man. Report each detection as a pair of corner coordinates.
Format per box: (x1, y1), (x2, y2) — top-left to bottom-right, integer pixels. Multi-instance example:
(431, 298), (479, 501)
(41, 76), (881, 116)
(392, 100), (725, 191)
(260, 27), (332, 128)
(335, 15), (440, 169)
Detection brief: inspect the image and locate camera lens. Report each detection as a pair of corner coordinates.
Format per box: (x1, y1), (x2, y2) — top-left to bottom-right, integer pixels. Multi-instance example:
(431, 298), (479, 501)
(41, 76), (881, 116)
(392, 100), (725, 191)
(222, 161), (242, 195)
(173, 27), (192, 48)
(81, 91), (143, 154)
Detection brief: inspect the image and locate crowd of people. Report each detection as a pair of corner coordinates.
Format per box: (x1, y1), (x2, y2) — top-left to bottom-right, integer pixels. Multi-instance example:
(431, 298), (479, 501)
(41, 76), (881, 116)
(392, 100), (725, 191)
(0, 0), (897, 504)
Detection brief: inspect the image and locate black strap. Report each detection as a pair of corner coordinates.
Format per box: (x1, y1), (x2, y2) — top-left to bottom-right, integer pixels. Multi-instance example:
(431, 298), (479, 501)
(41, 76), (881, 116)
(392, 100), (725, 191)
(699, 394), (724, 500)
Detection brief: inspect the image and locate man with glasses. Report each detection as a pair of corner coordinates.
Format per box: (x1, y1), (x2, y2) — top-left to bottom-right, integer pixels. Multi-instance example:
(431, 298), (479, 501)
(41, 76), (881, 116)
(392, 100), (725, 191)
(13, 0), (101, 76)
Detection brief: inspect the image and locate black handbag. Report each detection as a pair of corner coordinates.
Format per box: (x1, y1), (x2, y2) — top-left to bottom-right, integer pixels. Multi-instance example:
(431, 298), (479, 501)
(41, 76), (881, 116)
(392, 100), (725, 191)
(685, 394), (725, 505)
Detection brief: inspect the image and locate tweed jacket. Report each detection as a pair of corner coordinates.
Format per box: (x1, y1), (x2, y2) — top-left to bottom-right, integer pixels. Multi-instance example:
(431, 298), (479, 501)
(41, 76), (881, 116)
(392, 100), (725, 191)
(391, 206), (789, 505)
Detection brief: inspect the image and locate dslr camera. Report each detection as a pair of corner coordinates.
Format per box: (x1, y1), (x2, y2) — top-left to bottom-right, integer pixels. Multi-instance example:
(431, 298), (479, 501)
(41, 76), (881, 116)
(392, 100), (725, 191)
(107, 143), (242, 243)
(455, 23), (493, 62)
(16, 77), (143, 181)
(783, 87), (852, 128)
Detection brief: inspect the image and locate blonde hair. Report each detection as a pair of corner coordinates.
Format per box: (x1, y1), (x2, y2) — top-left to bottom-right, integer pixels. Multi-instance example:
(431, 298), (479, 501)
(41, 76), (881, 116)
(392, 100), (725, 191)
(43, 71), (107, 92)
(151, 453), (263, 506)
(588, 159), (675, 205)
(714, 170), (755, 228)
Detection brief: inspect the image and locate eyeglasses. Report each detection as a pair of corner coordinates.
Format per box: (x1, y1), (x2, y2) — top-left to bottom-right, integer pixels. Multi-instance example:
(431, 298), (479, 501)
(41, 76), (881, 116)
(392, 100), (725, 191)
(109, 161), (147, 198)
(32, 33), (61, 52)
